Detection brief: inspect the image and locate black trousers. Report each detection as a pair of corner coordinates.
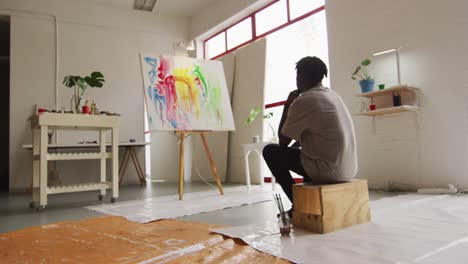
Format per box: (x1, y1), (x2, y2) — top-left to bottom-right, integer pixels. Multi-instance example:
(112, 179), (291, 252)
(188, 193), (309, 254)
(262, 143), (311, 203)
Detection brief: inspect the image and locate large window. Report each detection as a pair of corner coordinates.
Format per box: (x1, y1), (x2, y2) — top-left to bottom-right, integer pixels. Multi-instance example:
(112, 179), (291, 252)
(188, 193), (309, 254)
(227, 17), (252, 50)
(264, 11), (329, 139)
(289, 0), (324, 19)
(205, 32), (226, 60)
(255, 0), (288, 36)
(204, 0), (325, 60)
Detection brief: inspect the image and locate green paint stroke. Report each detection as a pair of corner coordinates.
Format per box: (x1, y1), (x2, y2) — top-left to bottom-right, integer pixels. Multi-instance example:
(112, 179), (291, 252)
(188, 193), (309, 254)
(193, 66), (208, 96)
(193, 65), (224, 124)
(208, 86), (223, 124)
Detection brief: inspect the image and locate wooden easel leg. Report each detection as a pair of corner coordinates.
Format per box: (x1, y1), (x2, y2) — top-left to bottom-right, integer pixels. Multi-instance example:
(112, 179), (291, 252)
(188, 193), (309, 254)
(200, 133), (224, 195)
(51, 164), (61, 186)
(178, 132), (185, 200)
(132, 148), (147, 186)
(129, 148), (146, 186)
(119, 148), (130, 185)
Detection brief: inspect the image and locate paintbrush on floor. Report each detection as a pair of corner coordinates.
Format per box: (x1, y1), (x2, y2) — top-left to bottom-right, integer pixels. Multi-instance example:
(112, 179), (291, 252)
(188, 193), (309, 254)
(274, 194), (291, 236)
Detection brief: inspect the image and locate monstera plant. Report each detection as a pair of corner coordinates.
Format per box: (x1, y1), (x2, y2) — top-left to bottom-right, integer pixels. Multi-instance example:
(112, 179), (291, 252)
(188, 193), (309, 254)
(63, 71), (105, 113)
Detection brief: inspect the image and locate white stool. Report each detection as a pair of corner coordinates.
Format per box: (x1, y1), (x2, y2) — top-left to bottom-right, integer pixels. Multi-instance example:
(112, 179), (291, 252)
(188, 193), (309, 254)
(242, 142), (276, 190)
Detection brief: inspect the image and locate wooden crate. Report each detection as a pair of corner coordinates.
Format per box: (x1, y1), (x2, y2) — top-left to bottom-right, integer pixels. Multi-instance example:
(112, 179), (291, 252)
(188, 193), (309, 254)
(292, 179), (371, 233)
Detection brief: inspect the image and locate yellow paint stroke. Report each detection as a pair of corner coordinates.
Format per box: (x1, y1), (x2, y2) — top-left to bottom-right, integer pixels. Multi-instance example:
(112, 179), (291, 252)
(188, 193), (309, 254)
(173, 68), (200, 118)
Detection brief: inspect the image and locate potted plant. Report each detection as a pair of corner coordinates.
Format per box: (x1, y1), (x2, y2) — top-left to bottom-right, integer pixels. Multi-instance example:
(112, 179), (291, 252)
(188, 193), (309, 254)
(351, 59), (374, 93)
(63, 71), (105, 113)
(246, 107), (276, 142)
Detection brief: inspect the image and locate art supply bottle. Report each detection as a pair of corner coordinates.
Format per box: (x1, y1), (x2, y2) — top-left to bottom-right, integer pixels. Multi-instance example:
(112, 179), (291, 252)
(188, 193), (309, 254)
(82, 99), (90, 114)
(252, 135), (260, 143)
(393, 92), (401, 106)
(90, 100), (97, 114)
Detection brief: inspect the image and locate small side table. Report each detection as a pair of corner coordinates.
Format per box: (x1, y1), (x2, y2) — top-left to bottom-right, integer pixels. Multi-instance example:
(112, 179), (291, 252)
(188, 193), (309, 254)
(242, 142), (275, 190)
(118, 143), (149, 186)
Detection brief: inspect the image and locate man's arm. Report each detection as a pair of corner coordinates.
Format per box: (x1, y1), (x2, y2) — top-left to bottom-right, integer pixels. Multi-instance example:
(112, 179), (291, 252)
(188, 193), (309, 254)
(278, 90), (300, 147)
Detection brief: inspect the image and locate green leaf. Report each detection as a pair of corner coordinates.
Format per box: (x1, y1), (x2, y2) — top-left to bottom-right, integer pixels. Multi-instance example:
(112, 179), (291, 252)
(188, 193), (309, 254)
(351, 76), (356, 80)
(63, 75), (81, 88)
(263, 112), (273, 119)
(85, 71), (105, 88)
(352, 66), (361, 75)
(77, 78), (87, 89)
(246, 107), (260, 124)
(361, 59), (371, 66)
(90, 71), (104, 79)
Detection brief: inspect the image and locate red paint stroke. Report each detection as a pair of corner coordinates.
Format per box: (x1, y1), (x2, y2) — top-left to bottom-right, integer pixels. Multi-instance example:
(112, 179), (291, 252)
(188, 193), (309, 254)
(156, 56), (179, 127)
(158, 57), (170, 80)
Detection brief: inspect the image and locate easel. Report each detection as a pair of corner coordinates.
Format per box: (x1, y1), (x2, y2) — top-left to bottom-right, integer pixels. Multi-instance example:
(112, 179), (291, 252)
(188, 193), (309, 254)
(176, 131), (224, 200)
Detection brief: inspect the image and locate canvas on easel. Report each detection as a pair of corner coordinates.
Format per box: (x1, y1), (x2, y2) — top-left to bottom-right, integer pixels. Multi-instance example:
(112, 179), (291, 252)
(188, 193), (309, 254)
(140, 54), (235, 200)
(140, 54), (235, 132)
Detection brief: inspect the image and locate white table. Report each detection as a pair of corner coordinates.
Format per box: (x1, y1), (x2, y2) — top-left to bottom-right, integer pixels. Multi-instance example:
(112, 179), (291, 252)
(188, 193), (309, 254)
(29, 113), (120, 210)
(242, 142), (276, 190)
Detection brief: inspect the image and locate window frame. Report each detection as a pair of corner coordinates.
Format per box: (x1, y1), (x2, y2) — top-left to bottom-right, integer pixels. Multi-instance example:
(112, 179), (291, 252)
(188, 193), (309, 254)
(203, 0), (325, 60)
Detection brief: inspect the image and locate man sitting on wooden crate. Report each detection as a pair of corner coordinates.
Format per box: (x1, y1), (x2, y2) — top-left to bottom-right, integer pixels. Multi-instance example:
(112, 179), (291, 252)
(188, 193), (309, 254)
(263, 56), (358, 217)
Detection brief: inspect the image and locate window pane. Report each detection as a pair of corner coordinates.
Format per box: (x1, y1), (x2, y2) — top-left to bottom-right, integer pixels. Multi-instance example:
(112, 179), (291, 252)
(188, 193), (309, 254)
(205, 32), (226, 59)
(264, 11), (328, 104)
(227, 17), (252, 50)
(289, 0), (324, 20)
(255, 0), (287, 36)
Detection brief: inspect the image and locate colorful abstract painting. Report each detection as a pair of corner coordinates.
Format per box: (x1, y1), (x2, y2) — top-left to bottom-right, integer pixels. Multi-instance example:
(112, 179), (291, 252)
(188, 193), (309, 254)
(140, 55), (235, 131)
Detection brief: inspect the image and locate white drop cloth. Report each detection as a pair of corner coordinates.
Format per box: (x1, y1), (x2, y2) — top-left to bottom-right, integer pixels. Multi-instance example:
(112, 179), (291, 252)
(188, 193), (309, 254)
(86, 186), (274, 223)
(212, 194), (468, 264)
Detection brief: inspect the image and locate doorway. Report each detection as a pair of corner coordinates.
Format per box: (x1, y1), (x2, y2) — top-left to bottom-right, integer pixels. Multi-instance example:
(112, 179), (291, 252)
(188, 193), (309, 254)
(0, 16), (10, 191)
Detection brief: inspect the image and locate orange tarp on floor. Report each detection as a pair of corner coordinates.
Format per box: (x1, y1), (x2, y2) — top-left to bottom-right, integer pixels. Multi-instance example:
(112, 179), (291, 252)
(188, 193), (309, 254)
(0, 216), (289, 263)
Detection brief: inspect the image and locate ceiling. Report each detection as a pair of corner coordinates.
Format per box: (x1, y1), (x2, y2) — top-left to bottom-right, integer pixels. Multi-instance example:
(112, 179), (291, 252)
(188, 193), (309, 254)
(91, 0), (221, 17)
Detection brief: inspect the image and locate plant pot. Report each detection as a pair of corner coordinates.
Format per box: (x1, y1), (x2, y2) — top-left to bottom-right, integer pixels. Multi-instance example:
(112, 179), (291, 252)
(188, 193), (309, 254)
(359, 79), (375, 93)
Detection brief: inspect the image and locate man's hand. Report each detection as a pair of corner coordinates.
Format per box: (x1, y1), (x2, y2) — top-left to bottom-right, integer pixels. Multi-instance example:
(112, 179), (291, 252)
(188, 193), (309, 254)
(278, 90), (301, 147)
(285, 90), (300, 108)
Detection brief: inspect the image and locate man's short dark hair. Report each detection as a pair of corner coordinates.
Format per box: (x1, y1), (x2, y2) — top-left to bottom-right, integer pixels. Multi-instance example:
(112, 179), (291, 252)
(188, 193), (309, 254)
(295, 56), (328, 86)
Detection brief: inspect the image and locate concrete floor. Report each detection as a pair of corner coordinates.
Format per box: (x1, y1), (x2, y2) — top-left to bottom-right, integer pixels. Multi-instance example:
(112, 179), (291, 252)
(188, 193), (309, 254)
(0, 182), (398, 233)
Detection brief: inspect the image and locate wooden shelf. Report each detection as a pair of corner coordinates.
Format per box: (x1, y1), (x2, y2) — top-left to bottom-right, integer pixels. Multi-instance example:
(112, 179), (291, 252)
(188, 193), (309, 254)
(356, 84), (419, 98)
(355, 105), (420, 116)
(46, 152), (111, 161)
(47, 182), (111, 194)
(22, 142), (149, 150)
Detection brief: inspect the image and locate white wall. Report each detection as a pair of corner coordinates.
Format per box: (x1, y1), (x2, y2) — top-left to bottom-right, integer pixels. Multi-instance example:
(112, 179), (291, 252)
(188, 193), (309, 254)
(326, 0), (468, 190)
(4, 0), (189, 190)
